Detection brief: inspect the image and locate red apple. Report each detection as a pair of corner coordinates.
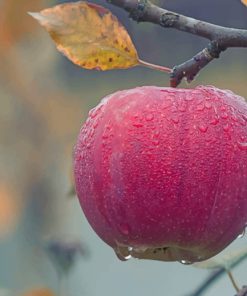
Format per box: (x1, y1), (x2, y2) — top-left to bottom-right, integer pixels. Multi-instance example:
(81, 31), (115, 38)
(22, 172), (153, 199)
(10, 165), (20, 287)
(74, 85), (247, 263)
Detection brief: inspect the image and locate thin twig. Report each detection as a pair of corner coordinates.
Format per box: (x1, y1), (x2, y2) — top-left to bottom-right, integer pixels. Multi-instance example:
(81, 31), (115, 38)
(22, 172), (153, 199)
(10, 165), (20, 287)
(138, 59), (171, 73)
(107, 0), (247, 86)
(185, 250), (247, 296)
(185, 268), (225, 296)
(227, 270), (240, 293)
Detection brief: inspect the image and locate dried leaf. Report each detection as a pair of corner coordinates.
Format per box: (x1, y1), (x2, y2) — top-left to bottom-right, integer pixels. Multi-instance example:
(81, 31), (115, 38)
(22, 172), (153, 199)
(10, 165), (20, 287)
(241, 0), (247, 6)
(29, 1), (139, 70)
(193, 245), (247, 270)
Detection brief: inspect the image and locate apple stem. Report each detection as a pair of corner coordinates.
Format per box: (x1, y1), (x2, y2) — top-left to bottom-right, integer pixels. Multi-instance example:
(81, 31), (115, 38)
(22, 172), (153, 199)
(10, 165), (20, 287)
(138, 59), (172, 73)
(226, 270), (240, 293)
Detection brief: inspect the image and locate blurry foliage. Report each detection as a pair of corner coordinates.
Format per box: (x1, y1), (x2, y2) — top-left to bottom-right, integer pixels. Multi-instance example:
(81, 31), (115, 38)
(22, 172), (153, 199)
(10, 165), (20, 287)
(0, 0), (88, 291)
(0, 0), (44, 48)
(44, 239), (89, 276)
(21, 288), (56, 296)
(0, 183), (22, 238)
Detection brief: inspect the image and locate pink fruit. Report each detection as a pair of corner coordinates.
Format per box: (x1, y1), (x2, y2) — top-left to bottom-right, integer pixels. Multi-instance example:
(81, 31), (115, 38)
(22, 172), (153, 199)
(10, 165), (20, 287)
(74, 85), (247, 263)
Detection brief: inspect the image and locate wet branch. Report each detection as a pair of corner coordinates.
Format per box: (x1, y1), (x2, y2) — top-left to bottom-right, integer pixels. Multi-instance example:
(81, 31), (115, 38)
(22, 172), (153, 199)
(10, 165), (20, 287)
(107, 0), (247, 87)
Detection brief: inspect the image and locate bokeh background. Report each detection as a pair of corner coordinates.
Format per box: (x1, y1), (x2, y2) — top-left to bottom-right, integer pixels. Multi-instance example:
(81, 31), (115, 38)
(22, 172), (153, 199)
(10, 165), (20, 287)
(0, 0), (247, 295)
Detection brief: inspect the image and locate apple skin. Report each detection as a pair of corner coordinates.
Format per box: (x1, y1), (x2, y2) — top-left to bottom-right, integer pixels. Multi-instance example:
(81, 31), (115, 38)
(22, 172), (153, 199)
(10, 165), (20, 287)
(74, 85), (247, 263)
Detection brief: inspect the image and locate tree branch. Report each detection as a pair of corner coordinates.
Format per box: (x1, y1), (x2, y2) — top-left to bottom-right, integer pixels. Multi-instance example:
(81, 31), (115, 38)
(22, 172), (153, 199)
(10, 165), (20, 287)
(107, 0), (247, 87)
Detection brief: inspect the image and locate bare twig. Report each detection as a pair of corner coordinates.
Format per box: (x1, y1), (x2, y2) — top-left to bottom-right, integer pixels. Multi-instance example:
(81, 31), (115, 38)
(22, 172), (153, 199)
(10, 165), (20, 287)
(107, 0), (247, 87)
(185, 249), (247, 296)
(227, 270), (240, 293)
(185, 268), (224, 296)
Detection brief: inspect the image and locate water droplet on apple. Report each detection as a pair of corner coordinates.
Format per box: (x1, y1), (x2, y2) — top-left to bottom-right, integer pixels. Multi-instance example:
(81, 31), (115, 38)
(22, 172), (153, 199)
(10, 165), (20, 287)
(178, 103), (187, 112)
(152, 139), (160, 146)
(133, 122), (144, 128)
(153, 130), (160, 138)
(145, 114), (154, 121)
(205, 102), (212, 109)
(119, 223), (130, 235)
(75, 152), (81, 161)
(237, 141), (247, 150)
(231, 115), (238, 122)
(92, 121), (99, 129)
(89, 106), (101, 119)
(185, 96), (193, 101)
(197, 104), (205, 111)
(242, 114), (247, 122)
(210, 117), (219, 125)
(198, 124), (208, 133)
(114, 245), (132, 261)
(237, 228), (245, 239)
(171, 115), (179, 124)
(88, 128), (95, 138)
(223, 124), (230, 132)
(221, 112), (228, 119)
(102, 133), (108, 140)
(180, 259), (192, 265)
(240, 119), (247, 126)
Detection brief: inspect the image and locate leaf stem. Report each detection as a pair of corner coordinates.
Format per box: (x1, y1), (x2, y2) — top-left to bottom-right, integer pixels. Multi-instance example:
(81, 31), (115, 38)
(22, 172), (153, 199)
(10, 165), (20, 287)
(138, 59), (171, 73)
(226, 270), (240, 293)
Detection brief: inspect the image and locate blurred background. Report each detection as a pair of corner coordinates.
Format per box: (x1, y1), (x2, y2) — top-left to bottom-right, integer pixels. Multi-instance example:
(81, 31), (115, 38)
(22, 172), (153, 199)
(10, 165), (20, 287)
(0, 0), (247, 295)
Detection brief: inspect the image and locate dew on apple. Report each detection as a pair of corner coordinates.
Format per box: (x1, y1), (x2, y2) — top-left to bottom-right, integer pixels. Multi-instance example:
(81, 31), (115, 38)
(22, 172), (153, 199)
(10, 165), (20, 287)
(74, 85), (247, 263)
(119, 223), (130, 235)
(115, 244), (132, 261)
(196, 104), (205, 111)
(180, 260), (193, 265)
(198, 124), (208, 133)
(170, 115), (179, 124)
(223, 124), (230, 132)
(205, 102), (212, 109)
(132, 122), (143, 128)
(237, 229), (245, 239)
(145, 114), (154, 121)
(221, 112), (229, 119)
(237, 141), (247, 150)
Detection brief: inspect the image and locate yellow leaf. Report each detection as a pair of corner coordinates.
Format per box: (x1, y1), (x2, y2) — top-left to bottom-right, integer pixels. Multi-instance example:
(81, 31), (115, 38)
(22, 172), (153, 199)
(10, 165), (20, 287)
(29, 1), (139, 70)
(241, 0), (247, 6)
